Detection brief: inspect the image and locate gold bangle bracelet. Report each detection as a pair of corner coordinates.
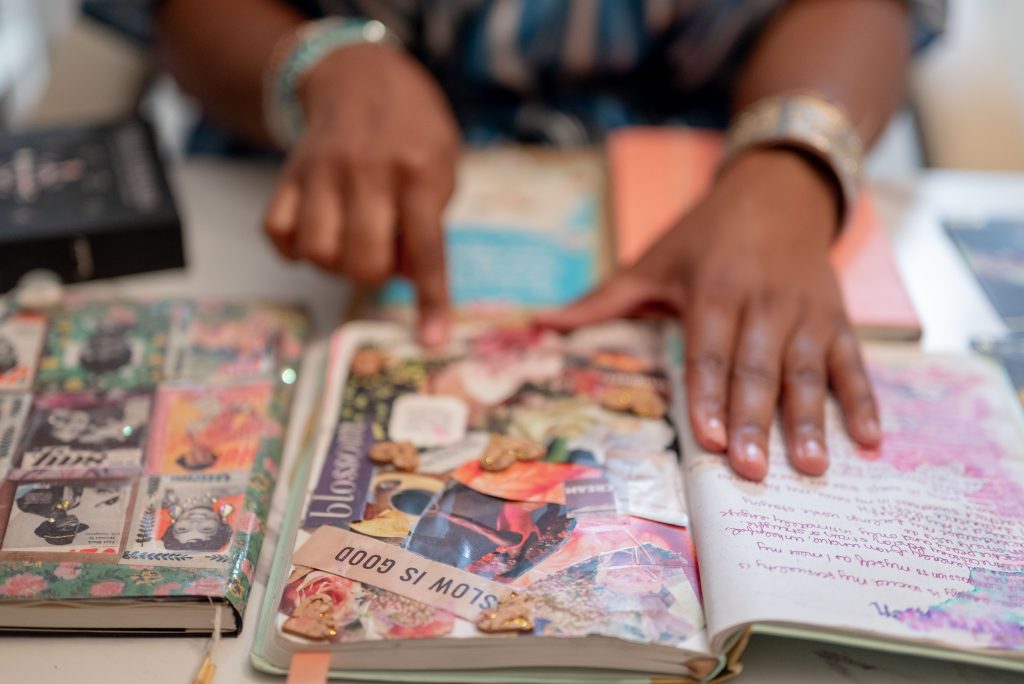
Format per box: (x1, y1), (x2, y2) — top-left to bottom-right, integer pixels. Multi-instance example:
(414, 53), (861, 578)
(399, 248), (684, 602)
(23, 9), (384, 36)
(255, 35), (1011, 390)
(721, 93), (865, 224)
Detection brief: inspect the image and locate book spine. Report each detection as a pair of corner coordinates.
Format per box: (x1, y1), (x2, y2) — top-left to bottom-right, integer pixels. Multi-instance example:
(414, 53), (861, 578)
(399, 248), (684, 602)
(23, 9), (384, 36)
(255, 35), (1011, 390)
(0, 220), (185, 292)
(222, 308), (310, 618)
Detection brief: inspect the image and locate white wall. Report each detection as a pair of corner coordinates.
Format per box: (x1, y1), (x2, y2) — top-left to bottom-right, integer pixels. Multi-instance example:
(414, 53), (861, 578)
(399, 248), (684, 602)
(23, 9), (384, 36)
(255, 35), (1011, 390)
(0, 0), (77, 125)
(912, 0), (1024, 169)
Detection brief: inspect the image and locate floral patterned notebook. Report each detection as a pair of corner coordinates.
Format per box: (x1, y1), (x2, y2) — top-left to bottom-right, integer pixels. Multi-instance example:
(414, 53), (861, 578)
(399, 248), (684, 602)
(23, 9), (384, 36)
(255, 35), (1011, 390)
(0, 296), (307, 635)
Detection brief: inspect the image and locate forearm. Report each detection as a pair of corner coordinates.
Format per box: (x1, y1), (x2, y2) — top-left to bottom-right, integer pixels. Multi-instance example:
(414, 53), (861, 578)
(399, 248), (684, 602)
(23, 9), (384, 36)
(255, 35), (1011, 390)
(156, 0), (307, 145)
(735, 0), (912, 149)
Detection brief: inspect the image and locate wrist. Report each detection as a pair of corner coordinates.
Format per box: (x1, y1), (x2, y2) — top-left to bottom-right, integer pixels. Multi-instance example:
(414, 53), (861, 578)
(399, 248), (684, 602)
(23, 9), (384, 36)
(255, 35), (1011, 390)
(263, 18), (395, 148)
(715, 147), (840, 245)
(721, 93), (864, 228)
(298, 42), (390, 113)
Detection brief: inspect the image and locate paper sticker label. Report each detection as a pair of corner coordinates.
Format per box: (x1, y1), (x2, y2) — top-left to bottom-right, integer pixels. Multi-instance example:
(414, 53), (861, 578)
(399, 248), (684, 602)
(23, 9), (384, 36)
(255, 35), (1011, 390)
(292, 526), (506, 621)
(36, 302), (169, 392)
(0, 479), (134, 555)
(387, 394), (468, 448)
(13, 391), (152, 479)
(563, 477), (618, 518)
(417, 431), (490, 474)
(304, 421), (375, 530)
(125, 472), (248, 567)
(165, 303), (280, 381)
(146, 382), (277, 475)
(604, 449), (689, 527)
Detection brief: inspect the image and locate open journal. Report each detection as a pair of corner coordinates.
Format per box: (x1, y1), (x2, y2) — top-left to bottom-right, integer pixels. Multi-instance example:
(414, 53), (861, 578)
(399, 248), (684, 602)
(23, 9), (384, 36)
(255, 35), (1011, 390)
(252, 320), (1024, 682)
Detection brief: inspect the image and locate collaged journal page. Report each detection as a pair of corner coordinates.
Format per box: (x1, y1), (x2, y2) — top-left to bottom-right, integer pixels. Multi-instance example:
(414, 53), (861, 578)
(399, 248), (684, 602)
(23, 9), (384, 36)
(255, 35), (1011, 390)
(685, 348), (1024, 661)
(269, 321), (714, 675)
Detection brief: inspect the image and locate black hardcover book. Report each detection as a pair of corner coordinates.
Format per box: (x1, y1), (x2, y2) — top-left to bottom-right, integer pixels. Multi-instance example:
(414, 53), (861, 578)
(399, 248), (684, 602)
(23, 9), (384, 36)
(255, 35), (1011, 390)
(0, 118), (184, 291)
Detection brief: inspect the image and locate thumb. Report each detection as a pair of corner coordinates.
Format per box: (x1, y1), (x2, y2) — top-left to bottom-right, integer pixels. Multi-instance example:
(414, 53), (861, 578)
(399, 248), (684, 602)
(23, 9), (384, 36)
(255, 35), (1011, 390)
(534, 272), (653, 332)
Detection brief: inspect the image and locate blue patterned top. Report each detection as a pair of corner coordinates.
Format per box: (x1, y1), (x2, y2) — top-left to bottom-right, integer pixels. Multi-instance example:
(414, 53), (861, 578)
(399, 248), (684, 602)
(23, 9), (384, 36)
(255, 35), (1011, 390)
(89, 0), (946, 151)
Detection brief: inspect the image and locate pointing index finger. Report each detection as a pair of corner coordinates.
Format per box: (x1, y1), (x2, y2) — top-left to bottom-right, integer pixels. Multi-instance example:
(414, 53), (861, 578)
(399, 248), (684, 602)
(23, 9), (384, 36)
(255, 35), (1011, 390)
(399, 182), (451, 347)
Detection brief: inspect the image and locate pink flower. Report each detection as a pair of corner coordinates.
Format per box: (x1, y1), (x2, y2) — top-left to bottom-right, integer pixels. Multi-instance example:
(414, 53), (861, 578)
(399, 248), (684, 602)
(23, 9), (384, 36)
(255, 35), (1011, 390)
(263, 457), (279, 477)
(154, 582), (182, 597)
(185, 576), (227, 596)
(280, 571), (360, 624)
(295, 572), (355, 608)
(373, 607), (454, 640)
(0, 573), (48, 597)
(241, 559), (254, 580)
(89, 581), (125, 597)
(237, 511), (260, 535)
(53, 563), (82, 580)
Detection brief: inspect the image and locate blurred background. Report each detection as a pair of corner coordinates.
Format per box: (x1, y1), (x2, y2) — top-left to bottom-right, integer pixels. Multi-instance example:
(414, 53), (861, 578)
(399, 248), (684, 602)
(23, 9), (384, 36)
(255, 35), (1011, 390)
(1, 0), (1022, 172)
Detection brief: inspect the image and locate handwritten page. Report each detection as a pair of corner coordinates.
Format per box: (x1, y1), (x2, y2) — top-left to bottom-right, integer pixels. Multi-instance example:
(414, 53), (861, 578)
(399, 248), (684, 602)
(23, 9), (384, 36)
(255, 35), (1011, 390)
(684, 349), (1024, 656)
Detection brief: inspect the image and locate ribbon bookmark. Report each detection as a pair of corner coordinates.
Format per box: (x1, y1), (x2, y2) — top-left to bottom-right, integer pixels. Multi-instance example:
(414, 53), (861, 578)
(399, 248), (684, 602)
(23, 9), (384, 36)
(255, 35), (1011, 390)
(192, 602), (223, 684)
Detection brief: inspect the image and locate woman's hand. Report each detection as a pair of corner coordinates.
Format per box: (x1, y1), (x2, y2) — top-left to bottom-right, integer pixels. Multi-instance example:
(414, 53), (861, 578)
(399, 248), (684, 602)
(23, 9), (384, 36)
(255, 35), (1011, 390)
(263, 42), (460, 345)
(538, 148), (881, 481)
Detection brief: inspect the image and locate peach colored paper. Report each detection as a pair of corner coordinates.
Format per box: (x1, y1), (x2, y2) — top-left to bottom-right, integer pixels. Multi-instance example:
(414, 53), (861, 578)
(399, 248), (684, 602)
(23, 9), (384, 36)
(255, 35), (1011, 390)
(450, 460), (604, 504)
(286, 652), (330, 684)
(146, 382), (277, 475)
(608, 127), (920, 339)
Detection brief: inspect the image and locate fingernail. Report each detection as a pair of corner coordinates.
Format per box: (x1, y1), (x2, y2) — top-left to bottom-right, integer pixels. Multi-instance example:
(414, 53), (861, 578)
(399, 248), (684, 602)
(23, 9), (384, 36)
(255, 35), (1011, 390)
(861, 417), (881, 443)
(706, 416), (727, 450)
(802, 437), (826, 465)
(419, 316), (447, 347)
(738, 441), (765, 468)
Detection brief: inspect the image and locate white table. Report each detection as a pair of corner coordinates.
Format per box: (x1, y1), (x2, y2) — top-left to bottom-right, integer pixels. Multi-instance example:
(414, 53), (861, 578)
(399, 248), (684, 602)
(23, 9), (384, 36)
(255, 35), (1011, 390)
(1, 161), (1023, 683)
(53, 160), (352, 339)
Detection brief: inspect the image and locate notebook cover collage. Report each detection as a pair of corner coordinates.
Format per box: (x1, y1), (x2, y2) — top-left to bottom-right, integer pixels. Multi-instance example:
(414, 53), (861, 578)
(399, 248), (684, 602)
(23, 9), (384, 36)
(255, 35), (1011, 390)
(0, 297), (306, 633)
(255, 320), (718, 678)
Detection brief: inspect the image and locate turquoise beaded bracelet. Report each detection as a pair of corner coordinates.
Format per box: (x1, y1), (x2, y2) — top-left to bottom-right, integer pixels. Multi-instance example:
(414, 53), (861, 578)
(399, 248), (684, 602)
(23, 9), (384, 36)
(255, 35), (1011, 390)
(263, 18), (394, 148)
